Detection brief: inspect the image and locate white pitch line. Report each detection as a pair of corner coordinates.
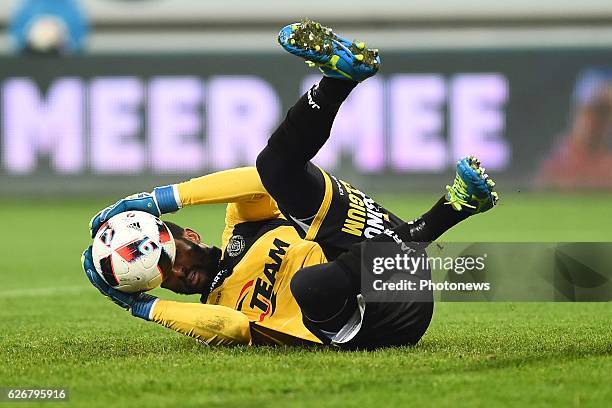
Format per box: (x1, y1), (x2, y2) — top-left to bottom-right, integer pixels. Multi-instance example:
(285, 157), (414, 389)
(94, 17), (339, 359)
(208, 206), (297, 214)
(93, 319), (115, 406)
(0, 285), (91, 299)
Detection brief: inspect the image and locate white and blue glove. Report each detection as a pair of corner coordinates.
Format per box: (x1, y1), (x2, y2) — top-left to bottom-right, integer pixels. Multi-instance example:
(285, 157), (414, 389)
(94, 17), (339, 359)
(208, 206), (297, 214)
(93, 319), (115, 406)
(89, 185), (180, 238)
(81, 246), (158, 320)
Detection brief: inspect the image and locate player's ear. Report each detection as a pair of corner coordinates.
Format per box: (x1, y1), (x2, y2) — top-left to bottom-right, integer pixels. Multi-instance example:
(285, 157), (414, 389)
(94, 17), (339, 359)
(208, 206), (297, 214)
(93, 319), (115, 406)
(184, 228), (201, 244)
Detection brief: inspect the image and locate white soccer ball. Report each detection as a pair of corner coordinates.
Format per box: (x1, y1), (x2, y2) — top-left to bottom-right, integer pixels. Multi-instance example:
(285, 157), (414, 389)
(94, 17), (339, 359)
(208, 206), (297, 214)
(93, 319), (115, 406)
(92, 211), (176, 293)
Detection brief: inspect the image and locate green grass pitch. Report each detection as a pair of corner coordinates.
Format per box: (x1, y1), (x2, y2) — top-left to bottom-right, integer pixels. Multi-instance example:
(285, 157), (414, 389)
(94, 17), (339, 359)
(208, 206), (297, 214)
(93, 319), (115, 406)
(1, 192), (610, 407)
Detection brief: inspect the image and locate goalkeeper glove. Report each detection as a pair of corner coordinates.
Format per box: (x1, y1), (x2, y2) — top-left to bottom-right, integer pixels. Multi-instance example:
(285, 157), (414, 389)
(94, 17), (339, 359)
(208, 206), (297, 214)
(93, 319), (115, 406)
(81, 246), (158, 320)
(89, 185), (180, 237)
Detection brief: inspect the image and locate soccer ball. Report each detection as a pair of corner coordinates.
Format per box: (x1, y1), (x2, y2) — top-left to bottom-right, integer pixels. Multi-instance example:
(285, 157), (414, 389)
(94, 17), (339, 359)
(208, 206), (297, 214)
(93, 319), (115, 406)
(91, 211), (176, 293)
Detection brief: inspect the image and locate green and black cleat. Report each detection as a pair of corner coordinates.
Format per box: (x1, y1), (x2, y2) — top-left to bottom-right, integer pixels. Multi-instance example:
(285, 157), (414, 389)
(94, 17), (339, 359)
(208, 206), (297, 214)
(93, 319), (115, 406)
(445, 156), (499, 214)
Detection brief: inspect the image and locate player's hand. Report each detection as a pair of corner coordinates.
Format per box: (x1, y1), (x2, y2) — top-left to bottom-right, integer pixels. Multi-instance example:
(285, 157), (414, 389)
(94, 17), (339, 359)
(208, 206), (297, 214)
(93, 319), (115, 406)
(89, 185), (180, 237)
(81, 246), (158, 320)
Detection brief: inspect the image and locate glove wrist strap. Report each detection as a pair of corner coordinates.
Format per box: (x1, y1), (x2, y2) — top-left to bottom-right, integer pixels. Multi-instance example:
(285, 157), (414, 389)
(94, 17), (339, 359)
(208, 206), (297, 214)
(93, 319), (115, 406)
(153, 185), (181, 214)
(131, 295), (159, 321)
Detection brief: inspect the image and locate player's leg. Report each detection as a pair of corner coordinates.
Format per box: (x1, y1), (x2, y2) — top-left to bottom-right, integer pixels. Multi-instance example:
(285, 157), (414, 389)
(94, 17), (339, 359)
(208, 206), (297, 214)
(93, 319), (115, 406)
(256, 19), (380, 220)
(291, 156), (499, 348)
(408, 155), (499, 241)
(256, 77), (357, 219)
(259, 21), (497, 252)
(290, 261), (358, 335)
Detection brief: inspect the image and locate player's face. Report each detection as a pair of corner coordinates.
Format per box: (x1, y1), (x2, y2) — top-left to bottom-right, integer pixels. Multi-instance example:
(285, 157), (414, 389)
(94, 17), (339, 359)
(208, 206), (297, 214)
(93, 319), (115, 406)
(161, 228), (222, 295)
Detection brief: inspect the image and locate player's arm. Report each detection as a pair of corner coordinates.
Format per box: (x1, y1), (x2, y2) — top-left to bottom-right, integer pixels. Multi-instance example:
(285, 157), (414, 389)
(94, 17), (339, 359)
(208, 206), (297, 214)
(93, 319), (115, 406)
(82, 247), (251, 346)
(178, 166), (280, 222)
(90, 167), (279, 237)
(150, 300), (251, 346)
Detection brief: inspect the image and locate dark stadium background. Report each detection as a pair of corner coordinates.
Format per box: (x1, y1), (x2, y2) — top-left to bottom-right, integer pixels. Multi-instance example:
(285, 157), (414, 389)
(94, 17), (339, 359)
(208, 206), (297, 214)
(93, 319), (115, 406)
(0, 1), (610, 407)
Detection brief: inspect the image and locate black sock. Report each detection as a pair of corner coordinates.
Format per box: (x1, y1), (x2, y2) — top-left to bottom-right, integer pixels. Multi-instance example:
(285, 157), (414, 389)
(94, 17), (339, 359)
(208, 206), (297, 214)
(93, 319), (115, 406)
(401, 196), (471, 243)
(335, 197), (471, 282)
(315, 77), (359, 108)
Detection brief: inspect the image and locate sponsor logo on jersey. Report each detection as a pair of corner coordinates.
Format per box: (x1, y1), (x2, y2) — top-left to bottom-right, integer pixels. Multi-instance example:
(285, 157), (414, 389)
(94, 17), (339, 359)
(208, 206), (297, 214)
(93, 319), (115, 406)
(235, 280), (254, 311)
(339, 180), (386, 238)
(208, 268), (231, 296)
(227, 235), (246, 257)
(236, 238), (290, 322)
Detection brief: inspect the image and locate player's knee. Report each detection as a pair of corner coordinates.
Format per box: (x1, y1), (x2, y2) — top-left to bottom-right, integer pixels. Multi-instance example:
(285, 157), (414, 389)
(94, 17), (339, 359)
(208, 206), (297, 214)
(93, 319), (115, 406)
(290, 266), (316, 307)
(255, 147), (272, 182)
(256, 145), (286, 189)
(291, 263), (355, 320)
(290, 264), (339, 311)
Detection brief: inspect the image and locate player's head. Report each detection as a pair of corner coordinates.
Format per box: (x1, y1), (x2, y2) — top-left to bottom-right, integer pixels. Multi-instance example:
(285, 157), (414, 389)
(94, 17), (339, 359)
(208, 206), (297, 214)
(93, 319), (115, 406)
(161, 221), (222, 295)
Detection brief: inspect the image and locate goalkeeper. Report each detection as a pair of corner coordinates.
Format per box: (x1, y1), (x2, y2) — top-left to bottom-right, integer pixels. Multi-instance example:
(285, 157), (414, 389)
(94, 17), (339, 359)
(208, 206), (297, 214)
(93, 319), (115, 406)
(82, 20), (498, 349)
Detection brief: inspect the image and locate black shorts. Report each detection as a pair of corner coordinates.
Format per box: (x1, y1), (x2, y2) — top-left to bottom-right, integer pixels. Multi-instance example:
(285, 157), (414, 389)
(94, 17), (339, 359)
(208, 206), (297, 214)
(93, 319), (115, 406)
(340, 274), (433, 350)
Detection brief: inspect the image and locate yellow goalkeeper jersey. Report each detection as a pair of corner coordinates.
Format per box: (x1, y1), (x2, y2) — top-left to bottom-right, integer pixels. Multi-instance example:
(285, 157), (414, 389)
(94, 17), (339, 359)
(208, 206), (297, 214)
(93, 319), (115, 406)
(177, 167), (327, 345)
(150, 166), (401, 346)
